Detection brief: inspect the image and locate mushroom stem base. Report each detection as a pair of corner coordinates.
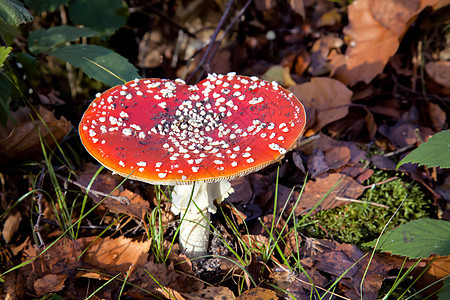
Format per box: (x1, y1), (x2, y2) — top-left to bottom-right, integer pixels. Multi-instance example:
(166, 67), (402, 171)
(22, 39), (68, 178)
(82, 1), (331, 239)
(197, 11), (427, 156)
(179, 206), (210, 257)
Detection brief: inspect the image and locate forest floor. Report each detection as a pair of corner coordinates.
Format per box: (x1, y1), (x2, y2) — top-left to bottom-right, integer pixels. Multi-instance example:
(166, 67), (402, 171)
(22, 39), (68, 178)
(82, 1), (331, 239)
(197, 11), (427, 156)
(0, 0), (449, 299)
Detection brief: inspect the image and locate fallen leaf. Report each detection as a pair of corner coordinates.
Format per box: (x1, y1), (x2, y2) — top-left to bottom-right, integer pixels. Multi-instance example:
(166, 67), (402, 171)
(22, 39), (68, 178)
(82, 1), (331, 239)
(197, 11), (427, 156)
(324, 146), (351, 170)
(155, 286), (186, 300)
(300, 239), (403, 300)
(307, 148), (329, 178)
(76, 167), (150, 220)
(294, 173), (365, 215)
(129, 261), (179, 290)
(290, 77), (352, 136)
(413, 255), (450, 297)
(327, 106), (377, 141)
(0, 106), (71, 165)
(301, 133), (369, 179)
(76, 166), (124, 204)
(329, 0), (440, 86)
(83, 236), (151, 274)
(1, 210), (21, 243)
(289, 0), (305, 19)
(426, 61), (450, 95)
(33, 274), (67, 296)
(309, 34), (343, 76)
(424, 101), (447, 131)
(283, 230), (302, 258)
(107, 189), (150, 220)
(21, 237), (89, 276)
(242, 234), (270, 252)
(341, 166), (374, 184)
(237, 287), (278, 300)
(181, 286), (236, 300)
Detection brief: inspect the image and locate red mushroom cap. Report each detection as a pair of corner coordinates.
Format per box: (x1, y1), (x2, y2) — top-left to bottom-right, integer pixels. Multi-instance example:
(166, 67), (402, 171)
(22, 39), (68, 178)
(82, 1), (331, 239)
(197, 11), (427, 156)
(79, 73), (306, 184)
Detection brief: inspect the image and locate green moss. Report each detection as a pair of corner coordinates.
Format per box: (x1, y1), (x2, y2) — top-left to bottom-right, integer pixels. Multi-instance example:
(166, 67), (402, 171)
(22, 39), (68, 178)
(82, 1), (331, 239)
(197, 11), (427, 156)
(302, 170), (433, 245)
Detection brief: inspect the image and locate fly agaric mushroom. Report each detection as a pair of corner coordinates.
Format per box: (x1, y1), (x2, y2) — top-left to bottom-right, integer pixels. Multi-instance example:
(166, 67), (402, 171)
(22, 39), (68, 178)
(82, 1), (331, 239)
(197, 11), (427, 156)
(79, 73), (306, 257)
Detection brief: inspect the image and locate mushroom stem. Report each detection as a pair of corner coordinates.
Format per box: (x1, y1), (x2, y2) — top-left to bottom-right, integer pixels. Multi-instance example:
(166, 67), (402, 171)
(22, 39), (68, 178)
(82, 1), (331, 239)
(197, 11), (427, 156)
(171, 182), (233, 257)
(179, 203), (211, 257)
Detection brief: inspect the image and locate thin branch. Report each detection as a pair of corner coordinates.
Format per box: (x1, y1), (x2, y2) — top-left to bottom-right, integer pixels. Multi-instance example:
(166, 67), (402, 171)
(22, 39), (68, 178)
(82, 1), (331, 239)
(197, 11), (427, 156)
(55, 173), (130, 205)
(34, 163), (47, 248)
(335, 197), (389, 208)
(186, 0), (235, 83)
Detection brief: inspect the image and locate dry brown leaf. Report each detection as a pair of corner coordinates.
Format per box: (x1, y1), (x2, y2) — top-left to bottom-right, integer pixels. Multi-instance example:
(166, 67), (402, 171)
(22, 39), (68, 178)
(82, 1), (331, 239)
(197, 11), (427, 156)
(108, 189), (150, 220)
(426, 61), (450, 95)
(294, 173), (365, 216)
(155, 286), (186, 300)
(425, 102), (447, 131)
(242, 234), (270, 252)
(283, 230), (302, 258)
(329, 0), (441, 86)
(1, 210), (21, 243)
(289, 0), (305, 19)
(309, 34), (343, 76)
(301, 133), (368, 179)
(326, 106), (377, 141)
(413, 255), (450, 297)
(21, 237), (91, 276)
(300, 239), (404, 300)
(83, 236), (151, 274)
(128, 261), (179, 291)
(324, 146), (351, 170)
(182, 286), (236, 300)
(76, 168), (123, 204)
(341, 166), (374, 184)
(237, 287), (278, 300)
(289, 77), (352, 136)
(164, 241), (193, 274)
(33, 274), (68, 296)
(0, 106), (71, 164)
(76, 168), (150, 220)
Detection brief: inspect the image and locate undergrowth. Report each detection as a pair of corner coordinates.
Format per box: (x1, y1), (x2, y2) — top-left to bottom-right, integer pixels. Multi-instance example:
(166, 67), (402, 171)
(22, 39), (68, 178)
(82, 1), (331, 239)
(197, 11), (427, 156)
(303, 169), (433, 245)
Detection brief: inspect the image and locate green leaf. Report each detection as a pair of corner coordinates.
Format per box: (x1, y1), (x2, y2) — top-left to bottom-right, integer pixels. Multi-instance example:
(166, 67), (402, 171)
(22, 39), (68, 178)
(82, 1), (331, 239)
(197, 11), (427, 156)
(68, 0), (128, 36)
(0, 47), (12, 69)
(0, 0), (33, 26)
(438, 276), (450, 300)
(398, 130), (450, 169)
(363, 218), (450, 259)
(28, 25), (97, 55)
(0, 72), (13, 127)
(0, 19), (19, 45)
(49, 44), (140, 86)
(15, 52), (37, 82)
(24, 0), (70, 13)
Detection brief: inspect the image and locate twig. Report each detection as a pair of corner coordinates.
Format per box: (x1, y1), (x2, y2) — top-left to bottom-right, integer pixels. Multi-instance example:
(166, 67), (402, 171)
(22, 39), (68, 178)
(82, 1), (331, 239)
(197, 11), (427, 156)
(55, 173), (130, 205)
(186, 0), (235, 83)
(34, 163), (47, 249)
(364, 176), (399, 189)
(383, 145), (414, 158)
(32, 212), (112, 230)
(335, 197), (389, 208)
(204, 0), (253, 76)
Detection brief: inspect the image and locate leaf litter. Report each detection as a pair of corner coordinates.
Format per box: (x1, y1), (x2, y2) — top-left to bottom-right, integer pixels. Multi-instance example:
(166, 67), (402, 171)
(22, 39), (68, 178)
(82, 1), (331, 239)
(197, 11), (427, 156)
(1, 0), (449, 299)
